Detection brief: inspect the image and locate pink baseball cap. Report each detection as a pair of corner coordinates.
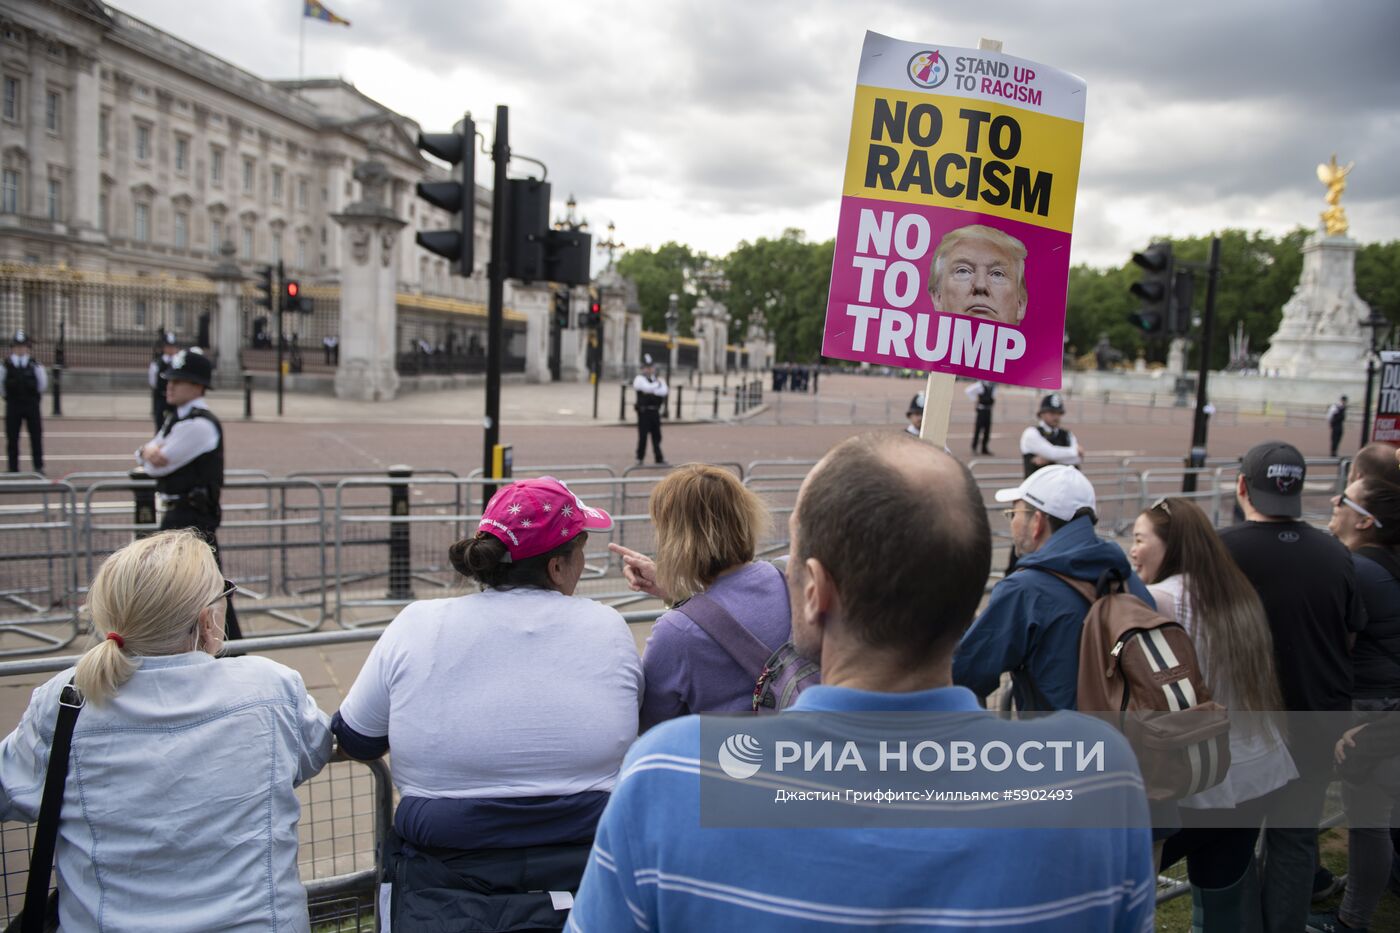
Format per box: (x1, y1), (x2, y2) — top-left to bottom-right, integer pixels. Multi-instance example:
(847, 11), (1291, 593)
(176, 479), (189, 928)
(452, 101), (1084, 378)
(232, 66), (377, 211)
(477, 476), (613, 561)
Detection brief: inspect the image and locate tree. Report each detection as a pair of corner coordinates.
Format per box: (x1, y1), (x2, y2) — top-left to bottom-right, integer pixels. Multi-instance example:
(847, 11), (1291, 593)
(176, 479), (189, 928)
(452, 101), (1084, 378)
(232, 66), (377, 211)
(1356, 240), (1400, 338)
(719, 229), (833, 362)
(615, 242), (712, 334)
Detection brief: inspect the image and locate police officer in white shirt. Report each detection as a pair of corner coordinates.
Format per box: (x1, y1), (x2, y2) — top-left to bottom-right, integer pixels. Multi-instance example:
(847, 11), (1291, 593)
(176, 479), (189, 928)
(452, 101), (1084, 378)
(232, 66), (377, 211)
(632, 354), (669, 466)
(4, 330), (46, 474)
(136, 348), (240, 638)
(148, 332), (179, 431)
(1019, 393), (1084, 478)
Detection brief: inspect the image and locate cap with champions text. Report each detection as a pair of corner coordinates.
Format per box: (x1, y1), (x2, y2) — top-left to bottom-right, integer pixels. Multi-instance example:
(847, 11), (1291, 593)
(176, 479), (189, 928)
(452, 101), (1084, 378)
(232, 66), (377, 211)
(1240, 440), (1305, 519)
(995, 464), (1096, 523)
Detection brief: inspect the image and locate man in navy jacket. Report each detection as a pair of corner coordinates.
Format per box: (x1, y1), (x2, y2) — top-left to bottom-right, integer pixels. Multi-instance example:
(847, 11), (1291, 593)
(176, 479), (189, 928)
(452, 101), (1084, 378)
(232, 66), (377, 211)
(954, 465), (1154, 711)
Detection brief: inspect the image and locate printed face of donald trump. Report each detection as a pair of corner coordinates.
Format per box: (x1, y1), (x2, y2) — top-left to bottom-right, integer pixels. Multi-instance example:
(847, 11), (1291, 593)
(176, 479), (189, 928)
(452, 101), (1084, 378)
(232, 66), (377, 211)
(928, 225), (1029, 327)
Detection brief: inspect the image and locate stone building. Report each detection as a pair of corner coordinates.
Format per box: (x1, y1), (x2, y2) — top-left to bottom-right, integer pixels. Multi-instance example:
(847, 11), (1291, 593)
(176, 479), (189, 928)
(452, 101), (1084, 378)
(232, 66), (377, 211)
(0, 0), (539, 389)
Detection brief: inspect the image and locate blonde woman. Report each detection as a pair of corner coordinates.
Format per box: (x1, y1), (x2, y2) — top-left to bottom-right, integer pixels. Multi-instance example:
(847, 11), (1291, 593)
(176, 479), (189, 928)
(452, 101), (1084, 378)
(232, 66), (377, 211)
(609, 463), (789, 730)
(0, 530), (332, 931)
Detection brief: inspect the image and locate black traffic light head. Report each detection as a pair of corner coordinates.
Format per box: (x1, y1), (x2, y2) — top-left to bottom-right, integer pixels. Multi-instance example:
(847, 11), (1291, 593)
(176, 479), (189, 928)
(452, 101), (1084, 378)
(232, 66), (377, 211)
(545, 229), (593, 287)
(1128, 242), (1173, 335)
(553, 291), (570, 329)
(255, 265), (274, 310)
(283, 279), (312, 314)
(505, 178), (550, 282)
(415, 114), (475, 275)
(1169, 269), (1195, 336)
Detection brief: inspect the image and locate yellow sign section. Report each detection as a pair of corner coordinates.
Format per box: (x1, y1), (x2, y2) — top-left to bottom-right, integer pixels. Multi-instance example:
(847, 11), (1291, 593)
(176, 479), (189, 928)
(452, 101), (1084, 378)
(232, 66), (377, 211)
(842, 86), (1083, 232)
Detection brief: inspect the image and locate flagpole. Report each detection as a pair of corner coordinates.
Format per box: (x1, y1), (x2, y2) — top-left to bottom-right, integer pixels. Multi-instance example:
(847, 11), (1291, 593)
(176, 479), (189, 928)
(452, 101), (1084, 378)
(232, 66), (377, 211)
(298, 6), (305, 82)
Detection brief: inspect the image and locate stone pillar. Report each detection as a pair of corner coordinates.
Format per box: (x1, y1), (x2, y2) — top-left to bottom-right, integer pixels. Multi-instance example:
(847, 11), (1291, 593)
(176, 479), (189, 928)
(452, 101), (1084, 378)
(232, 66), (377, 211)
(71, 52), (101, 241)
(332, 161), (405, 401)
(509, 281), (551, 383)
(209, 241), (243, 387)
(1166, 337), (1187, 374)
(25, 50), (47, 217)
(714, 304), (731, 372)
(692, 298), (716, 374)
(599, 279), (628, 379)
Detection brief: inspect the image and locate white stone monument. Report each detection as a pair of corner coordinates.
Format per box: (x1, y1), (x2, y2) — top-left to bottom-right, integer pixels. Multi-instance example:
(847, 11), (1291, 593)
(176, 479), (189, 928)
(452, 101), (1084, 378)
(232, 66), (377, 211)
(1259, 156), (1371, 379)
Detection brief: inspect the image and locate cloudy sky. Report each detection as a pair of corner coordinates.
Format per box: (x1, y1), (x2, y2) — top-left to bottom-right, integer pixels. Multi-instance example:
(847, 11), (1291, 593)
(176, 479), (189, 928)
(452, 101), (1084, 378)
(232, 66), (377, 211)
(115, 0), (1400, 269)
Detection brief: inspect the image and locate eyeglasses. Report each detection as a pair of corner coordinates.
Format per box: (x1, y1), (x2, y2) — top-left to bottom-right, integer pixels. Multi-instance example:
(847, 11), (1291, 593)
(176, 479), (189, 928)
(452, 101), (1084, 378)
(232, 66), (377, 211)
(207, 578), (238, 607)
(1002, 507), (1031, 521)
(1151, 497), (1172, 516)
(1335, 494), (1383, 528)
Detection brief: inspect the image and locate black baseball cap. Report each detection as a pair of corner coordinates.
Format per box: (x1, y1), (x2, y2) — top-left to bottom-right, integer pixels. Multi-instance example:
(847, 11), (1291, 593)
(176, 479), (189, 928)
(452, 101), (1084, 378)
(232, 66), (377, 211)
(1039, 393), (1065, 413)
(1240, 440), (1305, 519)
(167, 348), (214, 388)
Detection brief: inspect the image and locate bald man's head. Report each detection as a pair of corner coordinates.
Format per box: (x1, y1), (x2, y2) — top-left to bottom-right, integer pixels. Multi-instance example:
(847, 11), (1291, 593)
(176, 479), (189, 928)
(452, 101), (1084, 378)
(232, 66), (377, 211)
(792, 433), (992, 660)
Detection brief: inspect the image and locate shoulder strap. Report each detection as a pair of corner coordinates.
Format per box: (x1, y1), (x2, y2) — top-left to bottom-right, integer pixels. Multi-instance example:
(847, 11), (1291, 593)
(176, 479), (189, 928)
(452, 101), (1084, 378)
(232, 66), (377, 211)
(23, 681), (83, 933)
(1019, 565), (1097, 604)
(673, 593), (773, 677)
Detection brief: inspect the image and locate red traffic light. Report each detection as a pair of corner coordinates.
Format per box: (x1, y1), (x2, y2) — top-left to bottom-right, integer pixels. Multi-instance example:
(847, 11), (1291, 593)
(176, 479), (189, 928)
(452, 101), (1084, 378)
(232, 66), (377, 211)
(286, 282), (300, 298)
(590, 301), (600, 315)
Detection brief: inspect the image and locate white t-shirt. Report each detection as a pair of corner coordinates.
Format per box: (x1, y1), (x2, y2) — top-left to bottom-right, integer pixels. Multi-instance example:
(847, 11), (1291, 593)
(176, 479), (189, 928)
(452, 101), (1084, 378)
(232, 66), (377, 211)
(338, 587), (643, 799)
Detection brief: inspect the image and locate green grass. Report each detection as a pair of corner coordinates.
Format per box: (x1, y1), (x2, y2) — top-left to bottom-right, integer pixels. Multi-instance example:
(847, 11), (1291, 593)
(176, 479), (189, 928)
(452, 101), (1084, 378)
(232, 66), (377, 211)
(1154, 828), (1400, 932)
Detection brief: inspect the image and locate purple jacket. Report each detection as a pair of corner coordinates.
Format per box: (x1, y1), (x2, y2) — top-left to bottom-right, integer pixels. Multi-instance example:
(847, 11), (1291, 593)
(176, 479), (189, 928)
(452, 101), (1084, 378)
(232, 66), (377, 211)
(640, 561), (791, 731)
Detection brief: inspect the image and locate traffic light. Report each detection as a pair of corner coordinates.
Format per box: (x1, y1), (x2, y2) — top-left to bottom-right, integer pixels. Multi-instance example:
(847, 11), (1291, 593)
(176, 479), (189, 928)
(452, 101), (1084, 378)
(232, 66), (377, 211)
(255, 265), (275, 311)
(589, 296), (601, 324)
(415, 113), (476, 276)
(553, 290), (570, 330)
(1169, 269), (1195, 336)
(544, 228), (592, 286)
(283, 280), (312, 314)
(1128, 242), (1173, 334)
(506, 178), (550, 282)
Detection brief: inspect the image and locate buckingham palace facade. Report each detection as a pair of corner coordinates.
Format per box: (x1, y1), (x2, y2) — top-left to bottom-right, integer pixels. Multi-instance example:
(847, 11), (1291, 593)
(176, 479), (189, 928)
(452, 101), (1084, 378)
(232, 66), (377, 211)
(0, 0), (533, 381)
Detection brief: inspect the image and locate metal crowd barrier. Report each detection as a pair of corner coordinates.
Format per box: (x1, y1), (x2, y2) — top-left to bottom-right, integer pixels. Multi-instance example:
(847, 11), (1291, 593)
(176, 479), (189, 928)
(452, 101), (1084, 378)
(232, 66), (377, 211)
(0, 480), (81, 656)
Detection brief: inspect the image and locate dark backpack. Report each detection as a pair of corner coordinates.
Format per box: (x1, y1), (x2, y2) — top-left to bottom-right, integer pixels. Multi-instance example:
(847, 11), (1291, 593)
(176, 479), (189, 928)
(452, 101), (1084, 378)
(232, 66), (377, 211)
(1030, 567), (1232, 801)
(673, 591), (819, 715)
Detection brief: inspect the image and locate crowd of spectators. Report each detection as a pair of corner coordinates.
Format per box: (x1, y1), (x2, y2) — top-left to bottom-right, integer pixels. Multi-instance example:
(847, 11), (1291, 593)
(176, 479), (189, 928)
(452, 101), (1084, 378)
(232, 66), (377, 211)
(0, 435), (1396, 932)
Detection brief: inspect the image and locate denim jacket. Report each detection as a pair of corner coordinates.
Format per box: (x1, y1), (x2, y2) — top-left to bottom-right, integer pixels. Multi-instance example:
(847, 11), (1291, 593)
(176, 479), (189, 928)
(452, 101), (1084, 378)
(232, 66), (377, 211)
(0, 651), (332, 931)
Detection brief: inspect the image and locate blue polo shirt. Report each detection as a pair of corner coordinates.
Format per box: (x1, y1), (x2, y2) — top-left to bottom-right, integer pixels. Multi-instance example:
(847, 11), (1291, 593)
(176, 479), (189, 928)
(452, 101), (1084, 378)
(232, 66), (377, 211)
(569, 684), (1154, 932)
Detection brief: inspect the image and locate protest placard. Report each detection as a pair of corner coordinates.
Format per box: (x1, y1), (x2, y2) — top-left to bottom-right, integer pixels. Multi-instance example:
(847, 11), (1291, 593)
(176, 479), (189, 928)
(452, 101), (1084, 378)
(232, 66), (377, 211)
(822, 33), (1087, 391)
(1371, 350), (1400, 446)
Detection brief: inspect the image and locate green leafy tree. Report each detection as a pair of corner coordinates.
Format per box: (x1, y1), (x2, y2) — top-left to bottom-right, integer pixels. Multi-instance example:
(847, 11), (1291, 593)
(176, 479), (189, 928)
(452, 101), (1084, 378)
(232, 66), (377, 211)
(720, 229), (834, 362)
(615, 242), (712, 333)
(1356, 240), (1400, 338)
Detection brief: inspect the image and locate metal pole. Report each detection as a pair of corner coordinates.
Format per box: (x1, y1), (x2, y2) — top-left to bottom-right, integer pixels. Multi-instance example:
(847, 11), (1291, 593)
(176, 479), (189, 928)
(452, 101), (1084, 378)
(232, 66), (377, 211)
(387, 465), (413, 599)
(1361, 356), (1376, 450)
(243, 372), (253, 419)
(275, 259), (285, 416)
(52, 320), (63, 416)
(1182, 237), (1220, 495)
(483, 105), (508, 485)
(619, 384), (627, 421)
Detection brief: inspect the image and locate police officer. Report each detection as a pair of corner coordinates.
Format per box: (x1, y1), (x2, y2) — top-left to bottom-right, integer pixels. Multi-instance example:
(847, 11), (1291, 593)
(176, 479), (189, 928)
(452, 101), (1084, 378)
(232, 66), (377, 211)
(4, 330), (46, 474)
(136, 348), (241, 639)
(632, 354), (669, 466)
(1019, 393), (1084, 478)
(965, 380), (997, 455)
(148, 332), (179, 432)
(905, 392), (924, 437)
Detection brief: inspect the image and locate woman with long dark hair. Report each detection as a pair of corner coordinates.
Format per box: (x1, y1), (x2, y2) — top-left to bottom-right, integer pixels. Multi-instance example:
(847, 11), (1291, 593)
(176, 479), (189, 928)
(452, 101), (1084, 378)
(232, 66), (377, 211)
(1130, 496), (1295, 931)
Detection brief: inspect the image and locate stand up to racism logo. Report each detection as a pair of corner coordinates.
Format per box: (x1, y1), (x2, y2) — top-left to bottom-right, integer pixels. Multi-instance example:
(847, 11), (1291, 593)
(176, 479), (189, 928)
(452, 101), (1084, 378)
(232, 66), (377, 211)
(907, 50), (950, 89)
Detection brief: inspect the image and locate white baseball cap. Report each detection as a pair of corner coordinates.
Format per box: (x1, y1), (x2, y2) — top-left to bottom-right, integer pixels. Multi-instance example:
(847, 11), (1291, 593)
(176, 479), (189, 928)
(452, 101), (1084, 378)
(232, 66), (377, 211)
(994, 465), (1096, 522)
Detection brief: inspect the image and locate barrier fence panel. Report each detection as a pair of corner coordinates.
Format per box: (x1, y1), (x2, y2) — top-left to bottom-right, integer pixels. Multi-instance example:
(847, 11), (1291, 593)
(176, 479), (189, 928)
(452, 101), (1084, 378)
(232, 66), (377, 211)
(0, 480), (80, 657)
(80, 478), (329, 635)
(0, 755), (392, 931)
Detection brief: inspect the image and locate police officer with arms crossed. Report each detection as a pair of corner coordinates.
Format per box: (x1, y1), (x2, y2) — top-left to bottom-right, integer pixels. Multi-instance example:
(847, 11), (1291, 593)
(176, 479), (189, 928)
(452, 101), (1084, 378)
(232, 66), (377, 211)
(4, 330), (45, 474)
(632, 354), (669, 466)
(1020, 392), (1084, 478)
(136, 348), (241, 638)
(148, 332), (179, 432)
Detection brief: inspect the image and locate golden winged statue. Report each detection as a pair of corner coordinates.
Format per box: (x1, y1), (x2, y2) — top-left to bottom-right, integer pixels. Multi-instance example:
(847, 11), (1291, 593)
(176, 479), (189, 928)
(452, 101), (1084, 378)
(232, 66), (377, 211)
(1316, 154), (1354, 235)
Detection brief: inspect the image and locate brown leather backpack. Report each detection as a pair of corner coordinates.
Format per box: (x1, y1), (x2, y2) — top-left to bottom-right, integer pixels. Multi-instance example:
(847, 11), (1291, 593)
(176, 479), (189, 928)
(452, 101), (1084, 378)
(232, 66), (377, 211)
(1036, 568), (1232, 801)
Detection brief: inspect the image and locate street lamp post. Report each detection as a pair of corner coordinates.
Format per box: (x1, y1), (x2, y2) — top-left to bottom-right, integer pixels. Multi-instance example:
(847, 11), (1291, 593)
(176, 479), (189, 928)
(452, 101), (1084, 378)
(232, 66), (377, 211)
(1360, 309), (1390, 450)
(665, 292), (679, 385)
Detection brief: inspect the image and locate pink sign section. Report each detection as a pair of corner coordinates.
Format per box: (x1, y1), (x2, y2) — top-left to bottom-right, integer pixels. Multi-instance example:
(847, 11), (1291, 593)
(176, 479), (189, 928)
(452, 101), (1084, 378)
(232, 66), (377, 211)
(822, 196), (1072, 389)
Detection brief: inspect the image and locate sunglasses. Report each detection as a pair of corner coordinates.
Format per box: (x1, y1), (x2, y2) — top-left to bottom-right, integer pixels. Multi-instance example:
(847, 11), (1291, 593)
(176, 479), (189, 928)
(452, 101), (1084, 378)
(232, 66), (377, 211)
(1335, 494), (1383, 528)
(206, 578), (239, 607)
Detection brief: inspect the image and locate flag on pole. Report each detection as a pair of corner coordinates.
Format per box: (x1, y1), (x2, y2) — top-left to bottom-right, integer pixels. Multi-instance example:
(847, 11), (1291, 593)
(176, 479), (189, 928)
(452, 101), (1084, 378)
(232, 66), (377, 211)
(304, 0), (351, 26)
